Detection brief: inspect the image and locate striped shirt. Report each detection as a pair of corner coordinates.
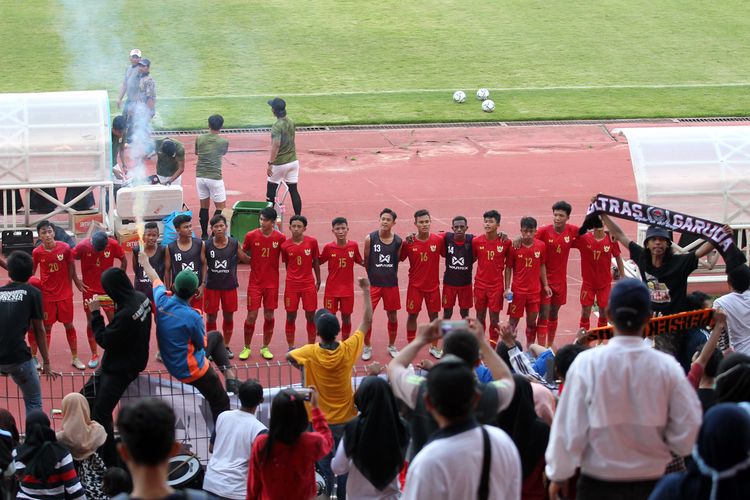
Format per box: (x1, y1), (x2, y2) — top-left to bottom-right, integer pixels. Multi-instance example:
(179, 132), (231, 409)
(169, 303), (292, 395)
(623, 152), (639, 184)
(13, 449), (86, 499)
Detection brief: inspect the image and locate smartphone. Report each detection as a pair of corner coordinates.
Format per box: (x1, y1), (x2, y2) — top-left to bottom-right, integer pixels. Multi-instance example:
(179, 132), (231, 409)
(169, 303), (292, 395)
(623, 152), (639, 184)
(440, 320), (468, 336)
(296, 388), (313, 401)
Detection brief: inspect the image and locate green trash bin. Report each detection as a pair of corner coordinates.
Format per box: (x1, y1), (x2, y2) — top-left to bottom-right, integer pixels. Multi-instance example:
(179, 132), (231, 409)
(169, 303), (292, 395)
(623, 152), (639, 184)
(230, 201), (273, 241)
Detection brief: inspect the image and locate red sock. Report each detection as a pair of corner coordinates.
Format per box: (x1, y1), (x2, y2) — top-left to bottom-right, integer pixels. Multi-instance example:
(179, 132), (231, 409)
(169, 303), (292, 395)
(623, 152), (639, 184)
(341, 321), (352, 340)
(207, 318), (218, 332)
(262, 318), (275, 346)
(536, 319), (548, 346)
(306, 320), (316, 344)
(489, 323), (500, 343)
(222, 320), (234, 344)
(548, 319), (558, 345)
(597, 316), (608, 328)
(285, 320), (295, 346)
(525, 326), (537, 347)
(243, 319), (255, 346)
(387, 321), (398, 345)
(86, 326), (98, 355)
(406, 329), (416, 343)
(65, 326), (78, 353)
(579, 316), (591, 331)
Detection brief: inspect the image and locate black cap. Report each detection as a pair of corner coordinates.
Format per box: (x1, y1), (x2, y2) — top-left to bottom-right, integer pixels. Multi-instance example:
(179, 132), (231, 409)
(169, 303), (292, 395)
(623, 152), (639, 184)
(644, 225), (672, 245)
(314, 308), (340, 340)
(138, 58), (151, 67)
(267, 97), (286, 112)
(92, 231), (109, 252)
(608, 278), (652, 330)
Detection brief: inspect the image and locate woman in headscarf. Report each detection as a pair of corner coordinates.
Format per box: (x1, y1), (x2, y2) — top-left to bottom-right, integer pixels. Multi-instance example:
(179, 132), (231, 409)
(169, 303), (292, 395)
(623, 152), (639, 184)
(56, 393), (108, 500)
(13, 410), (86, 499)
(0, 409), (19, 500)
(649, 402), (750, 500)
(496, 374), (549, 500)
(715, 353), (750, 403)
(332, 376), (409, 499)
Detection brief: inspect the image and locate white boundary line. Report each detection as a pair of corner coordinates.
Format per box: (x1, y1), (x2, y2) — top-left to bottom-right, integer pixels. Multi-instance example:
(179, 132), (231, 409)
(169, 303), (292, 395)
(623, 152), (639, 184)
(157, 82), (750, 100)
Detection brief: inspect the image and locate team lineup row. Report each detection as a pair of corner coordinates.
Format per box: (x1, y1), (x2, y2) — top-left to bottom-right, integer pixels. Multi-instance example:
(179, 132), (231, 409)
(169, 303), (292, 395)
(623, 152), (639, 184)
(26, 200), (624, 368)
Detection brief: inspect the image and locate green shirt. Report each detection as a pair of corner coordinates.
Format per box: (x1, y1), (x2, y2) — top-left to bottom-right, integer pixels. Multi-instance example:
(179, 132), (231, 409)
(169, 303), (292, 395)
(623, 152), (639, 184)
(154, 137), (185, 177)
(271, 117), (297, 165)
(195, 133), (229, 180)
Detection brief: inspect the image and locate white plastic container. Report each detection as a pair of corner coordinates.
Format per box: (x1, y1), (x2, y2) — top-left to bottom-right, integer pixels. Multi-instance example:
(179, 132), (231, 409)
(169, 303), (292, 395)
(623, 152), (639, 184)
(115, 185), (184, 220)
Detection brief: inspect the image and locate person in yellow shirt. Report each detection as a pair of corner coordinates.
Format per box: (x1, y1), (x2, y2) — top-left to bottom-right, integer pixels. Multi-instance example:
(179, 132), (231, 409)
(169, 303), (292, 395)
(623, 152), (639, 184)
(287, 276), (372, 497)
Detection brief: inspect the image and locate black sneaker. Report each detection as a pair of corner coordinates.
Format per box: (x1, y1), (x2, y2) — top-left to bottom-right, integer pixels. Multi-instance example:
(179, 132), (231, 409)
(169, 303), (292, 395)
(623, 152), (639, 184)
(226, 378), (239, 394)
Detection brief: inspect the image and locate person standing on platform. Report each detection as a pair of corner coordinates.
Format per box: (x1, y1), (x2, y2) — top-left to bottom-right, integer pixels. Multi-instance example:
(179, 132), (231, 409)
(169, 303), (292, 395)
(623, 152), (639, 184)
(266, 97), (302, 215)
(195, 114), (229, 239)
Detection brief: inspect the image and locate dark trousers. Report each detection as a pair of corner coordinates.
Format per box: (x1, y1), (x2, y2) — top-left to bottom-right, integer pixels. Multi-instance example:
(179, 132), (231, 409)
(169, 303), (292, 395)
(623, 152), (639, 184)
(206, 330), (231, 372)
(81, 370), (138, 467)
(188, 365), (230, 424)
(577, 474), (658, 500)
(318, 422), (347, 500)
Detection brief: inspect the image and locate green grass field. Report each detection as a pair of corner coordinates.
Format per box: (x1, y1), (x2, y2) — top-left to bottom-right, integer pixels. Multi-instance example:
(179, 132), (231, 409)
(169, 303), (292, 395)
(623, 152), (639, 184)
(2, 0), (749, 128)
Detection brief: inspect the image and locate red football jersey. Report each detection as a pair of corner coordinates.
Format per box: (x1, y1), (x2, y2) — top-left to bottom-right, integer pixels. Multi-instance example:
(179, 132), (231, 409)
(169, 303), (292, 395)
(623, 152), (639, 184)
(320, 241), (363, 297)
(73, 237), (125, 294)
(32, 241), (73, 299)
(575, 233), (621, 289)
(472, 234), (510, 289)
(400, 233), (443, 291)
(507, 239), (547, 295)
(281, 236), (319, 292)
(242, 229), (286, 288)
(535, 224), (579, 287)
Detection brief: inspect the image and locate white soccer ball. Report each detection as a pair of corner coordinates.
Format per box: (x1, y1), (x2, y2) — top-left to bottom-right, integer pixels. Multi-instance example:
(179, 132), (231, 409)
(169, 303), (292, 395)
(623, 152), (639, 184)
(476, 88), (490, 100)
(482, 99), (495, 113)
(453, 90), (467, 103)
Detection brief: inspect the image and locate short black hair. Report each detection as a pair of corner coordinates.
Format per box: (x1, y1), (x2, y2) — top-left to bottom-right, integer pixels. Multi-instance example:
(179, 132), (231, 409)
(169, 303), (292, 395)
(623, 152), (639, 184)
(102, 467), (132, 497)
(521, 216), (538, 230)
(694, 342), (723, 378)
(380, 208), (397, 221)
(260, 207), (277, 221)
(686, 291), (710, 311)
(238, 380), (264, 409)
(414, 209), (430, 220)
(483, 210), (500, 224)
(331, 217), (348, 227)
(112, 115), (126, 132)
(117, 399), (175, 466)
(728, 264), (750, 293)
(590, 216), (604, 229)
(452, 215), (467, 226)
(7, 251), (33, 282)
(144, 221), (159, 232)
(554, 344), (586, 380)
(36, 220), (53, 233)
(442, 330), (480, 366)
(173, 214), (191, 229)
(715, 353), (750, 403)
(289, 214), (307, 227)
(552, 201), (572, 216)
(210, 214), (227, 227)
(160, 139), (177, 158)
(208, 114), (224, 131)
(426, 360), (477, 419)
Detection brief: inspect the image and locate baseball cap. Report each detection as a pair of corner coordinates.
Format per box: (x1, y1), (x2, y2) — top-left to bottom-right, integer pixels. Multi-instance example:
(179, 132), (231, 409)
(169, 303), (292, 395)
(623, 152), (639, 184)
(314, 308), (340, 340)
(92, 231), (109, 252)
(130, 49), (142, 58)
(644, 226), (672, 245)
(267, 97), (286, 112)
(174, 270), (199, 296)
(608, 278), (652, 330)
(138, 58), (151, 67)
(160, 139), (177, 158)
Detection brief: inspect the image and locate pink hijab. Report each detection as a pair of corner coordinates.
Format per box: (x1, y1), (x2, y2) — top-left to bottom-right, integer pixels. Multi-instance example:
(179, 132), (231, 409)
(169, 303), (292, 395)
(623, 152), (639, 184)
(55, 393), (107, 461)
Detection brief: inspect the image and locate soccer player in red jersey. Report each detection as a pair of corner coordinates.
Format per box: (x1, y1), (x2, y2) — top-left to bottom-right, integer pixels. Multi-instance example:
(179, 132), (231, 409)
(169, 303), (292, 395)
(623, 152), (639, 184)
(32, 220), (87, 369)
(472, 210), (510, 343)
(281, 215), (321, 347)
(441, 216), (474, 320)
(364, 208), (403, 359)
(400, 209), (444, 358)
(505, 217), (551, 347)
(574, 216), (624, 330)
(74, 230), (127, 368)
(320, 217), (364, 341)
(240, 206), (286, 360)
(534, 201), (579, 346)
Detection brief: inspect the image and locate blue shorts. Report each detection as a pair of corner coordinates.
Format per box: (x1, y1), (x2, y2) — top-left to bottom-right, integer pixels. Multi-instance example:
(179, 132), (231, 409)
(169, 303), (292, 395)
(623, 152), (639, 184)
(532, 349), (555, 378)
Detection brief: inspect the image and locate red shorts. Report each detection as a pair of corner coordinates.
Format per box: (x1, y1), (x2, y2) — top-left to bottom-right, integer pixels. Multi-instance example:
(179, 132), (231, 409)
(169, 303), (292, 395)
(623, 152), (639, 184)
(507, 292), (541, 318)
(370, 286), (401, 311)
(285, 288), (317, 312)
(82, 292), (115, 314)
(324, 295), (355, 315)
(541, 282), (567, 306)
(43, 298), (74, 326)
(406, 286), (441, 314)
(442, 284), (473, 310)
(204, 288), (239, 314)
(580, 285), (612, 308)
(474, 286), (503, 313)
(189, 294), (204, 313)
(247, 286), (279, 311)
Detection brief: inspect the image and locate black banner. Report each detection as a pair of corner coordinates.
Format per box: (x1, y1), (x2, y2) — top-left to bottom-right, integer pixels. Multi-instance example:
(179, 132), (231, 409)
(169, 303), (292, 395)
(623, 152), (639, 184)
(586, 194), (746, 270)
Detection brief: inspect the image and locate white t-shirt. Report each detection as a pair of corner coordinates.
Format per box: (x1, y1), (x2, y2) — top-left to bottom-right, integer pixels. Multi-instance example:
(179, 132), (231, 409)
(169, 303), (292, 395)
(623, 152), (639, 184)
(714, 290), (750, 354)
(404, 424), (521, 500)
(203, 409), (267, 499)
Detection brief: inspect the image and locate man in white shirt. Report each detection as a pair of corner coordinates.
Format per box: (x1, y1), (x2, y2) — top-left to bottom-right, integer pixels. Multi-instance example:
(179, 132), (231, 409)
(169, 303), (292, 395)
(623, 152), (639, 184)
(713, 264), (750, 354)
(403, 358), (521, 500)
(203, 380), (267, 499)
(546, 278), (702, 500)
